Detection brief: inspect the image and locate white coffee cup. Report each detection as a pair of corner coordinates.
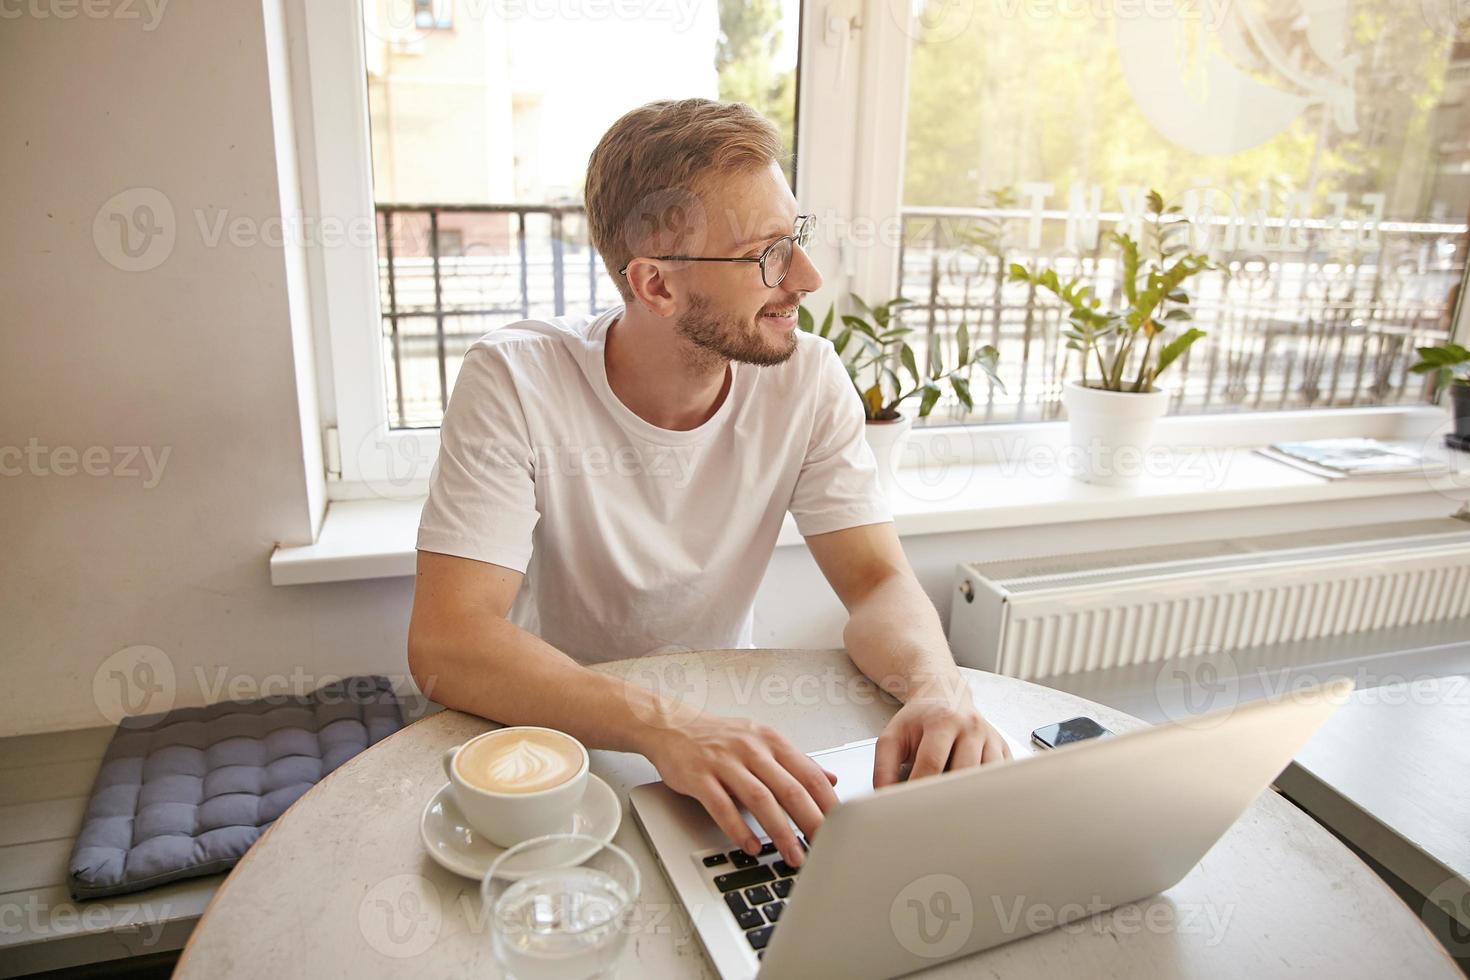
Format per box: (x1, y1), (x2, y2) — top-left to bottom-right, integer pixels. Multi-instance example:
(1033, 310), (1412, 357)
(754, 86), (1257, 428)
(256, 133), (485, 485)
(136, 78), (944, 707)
(441, 726), (590, 849)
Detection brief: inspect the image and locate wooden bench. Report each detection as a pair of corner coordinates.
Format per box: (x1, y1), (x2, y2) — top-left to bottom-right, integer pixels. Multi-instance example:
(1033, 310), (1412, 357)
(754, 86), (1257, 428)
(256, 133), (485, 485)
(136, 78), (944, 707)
(0, 726), (224, 978)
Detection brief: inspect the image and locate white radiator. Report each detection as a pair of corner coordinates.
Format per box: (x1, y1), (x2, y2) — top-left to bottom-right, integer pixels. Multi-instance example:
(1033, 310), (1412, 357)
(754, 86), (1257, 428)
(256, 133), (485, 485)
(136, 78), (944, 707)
(947, 518), (1470, 680)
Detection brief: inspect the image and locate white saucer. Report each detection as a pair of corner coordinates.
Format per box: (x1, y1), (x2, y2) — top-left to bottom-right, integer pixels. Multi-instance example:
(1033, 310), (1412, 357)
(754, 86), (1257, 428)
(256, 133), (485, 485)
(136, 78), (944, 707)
(419, 774), (622, 880)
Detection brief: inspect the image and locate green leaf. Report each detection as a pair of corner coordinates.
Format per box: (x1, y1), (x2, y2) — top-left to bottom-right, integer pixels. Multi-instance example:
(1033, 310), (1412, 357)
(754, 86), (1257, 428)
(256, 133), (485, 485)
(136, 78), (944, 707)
(918, 383), (943, 418)
(1146, 189), (1165, 214)
(1163, 308), (1192, 320)
(841, 314), (879, 338)
(950, 374), (973, 410)
(833, 326), (853, 356)
(1113, 232), (1140, 305)
(956, 320), (970, 366)
(928, 339), (943, 379)
(819, 304), (834, 338)
(971, 345), (1006, 394)
(881, 367), (903, 408)
(900, 344), (920, 385)
(1156, 327), (1206, 377)
(877, 327), (913, 343)
(798, 305), (814, 333)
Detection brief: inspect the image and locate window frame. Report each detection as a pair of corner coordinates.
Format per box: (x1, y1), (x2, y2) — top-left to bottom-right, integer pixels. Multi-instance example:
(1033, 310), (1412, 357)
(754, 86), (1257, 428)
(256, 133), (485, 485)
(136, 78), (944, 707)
(288, 0), (1467, 504)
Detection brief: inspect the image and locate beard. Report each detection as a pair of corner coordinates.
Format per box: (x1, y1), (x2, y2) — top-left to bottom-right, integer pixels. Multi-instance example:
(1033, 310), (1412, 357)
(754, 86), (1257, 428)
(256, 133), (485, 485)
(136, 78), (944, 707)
(675, 292), (798, 368)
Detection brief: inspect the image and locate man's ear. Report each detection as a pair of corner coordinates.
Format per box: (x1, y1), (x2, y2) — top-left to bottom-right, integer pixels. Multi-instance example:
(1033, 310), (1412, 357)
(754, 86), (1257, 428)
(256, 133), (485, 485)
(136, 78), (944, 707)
(625, 260), (680, 318)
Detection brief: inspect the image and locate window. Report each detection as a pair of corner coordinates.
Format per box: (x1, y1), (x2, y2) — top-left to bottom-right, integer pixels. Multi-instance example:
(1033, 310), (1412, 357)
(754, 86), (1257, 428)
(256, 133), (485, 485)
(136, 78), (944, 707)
(413, 0), (451, 31)
(363, 0), (803, 428)
(898, 0), (1469, 424)
(294, 0), (1466, 500)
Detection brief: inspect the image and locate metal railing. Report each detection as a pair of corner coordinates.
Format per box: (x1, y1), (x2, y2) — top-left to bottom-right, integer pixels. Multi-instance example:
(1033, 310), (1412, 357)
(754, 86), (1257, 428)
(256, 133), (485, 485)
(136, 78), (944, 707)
(376, 203), (616, 427)
(375, 203), (1468, 429)
(896, 207), (1467, 424)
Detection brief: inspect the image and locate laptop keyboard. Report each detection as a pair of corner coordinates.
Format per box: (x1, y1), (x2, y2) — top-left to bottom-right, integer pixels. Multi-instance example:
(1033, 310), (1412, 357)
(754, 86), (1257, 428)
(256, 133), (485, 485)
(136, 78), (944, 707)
(699, 836), (806, 959)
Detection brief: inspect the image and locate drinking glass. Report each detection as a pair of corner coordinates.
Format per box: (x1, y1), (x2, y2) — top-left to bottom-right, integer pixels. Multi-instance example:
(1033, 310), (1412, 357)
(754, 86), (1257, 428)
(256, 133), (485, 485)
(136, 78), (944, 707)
(481, 833), (641, 980)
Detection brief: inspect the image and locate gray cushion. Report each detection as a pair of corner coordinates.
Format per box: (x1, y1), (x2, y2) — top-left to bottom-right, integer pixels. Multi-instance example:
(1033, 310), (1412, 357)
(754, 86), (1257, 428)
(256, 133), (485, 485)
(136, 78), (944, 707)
(68, 675), (403, 899)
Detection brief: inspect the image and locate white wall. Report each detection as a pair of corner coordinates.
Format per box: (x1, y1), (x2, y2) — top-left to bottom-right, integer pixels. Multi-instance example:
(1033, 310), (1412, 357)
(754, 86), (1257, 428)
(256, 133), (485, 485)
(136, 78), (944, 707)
(0, 1), (344, 736)
(1, 5), (1453, 739)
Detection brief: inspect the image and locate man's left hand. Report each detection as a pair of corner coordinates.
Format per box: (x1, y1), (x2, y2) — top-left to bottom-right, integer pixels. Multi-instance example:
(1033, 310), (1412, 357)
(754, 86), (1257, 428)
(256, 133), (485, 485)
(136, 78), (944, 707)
(873, 676), (1012, 788)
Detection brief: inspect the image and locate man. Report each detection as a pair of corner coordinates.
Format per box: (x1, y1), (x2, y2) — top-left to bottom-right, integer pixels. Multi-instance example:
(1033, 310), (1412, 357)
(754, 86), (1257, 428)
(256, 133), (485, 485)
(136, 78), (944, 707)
(408, 98), (1010, 872)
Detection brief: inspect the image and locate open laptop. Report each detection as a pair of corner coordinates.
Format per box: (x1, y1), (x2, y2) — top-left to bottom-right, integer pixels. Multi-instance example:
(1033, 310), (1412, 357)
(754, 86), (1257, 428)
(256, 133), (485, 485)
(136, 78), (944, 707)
(629, 677), (1352, 979)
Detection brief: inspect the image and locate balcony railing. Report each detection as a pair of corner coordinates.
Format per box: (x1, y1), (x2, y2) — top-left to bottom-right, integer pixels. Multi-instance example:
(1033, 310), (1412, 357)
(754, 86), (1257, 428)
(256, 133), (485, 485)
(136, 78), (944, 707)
(375, 204), (1467, 429)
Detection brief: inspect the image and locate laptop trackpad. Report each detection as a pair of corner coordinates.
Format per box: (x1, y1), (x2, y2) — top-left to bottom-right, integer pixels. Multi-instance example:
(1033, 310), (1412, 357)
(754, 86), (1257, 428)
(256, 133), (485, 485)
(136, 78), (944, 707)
(811, 738), (885, 804)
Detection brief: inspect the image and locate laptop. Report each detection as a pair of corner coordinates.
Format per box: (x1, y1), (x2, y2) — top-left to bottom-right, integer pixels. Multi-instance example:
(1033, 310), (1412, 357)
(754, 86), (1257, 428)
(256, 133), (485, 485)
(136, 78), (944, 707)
(628, 677), (1352, 979)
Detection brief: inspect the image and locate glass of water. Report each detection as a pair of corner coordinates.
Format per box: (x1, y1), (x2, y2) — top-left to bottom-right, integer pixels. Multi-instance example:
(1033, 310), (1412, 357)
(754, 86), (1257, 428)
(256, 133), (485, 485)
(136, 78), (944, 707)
(481, 833), (641, 980)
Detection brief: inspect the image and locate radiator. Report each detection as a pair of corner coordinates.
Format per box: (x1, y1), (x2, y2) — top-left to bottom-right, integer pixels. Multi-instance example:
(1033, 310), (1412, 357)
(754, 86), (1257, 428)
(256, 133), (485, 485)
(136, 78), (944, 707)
(947, 517), (1470, 680)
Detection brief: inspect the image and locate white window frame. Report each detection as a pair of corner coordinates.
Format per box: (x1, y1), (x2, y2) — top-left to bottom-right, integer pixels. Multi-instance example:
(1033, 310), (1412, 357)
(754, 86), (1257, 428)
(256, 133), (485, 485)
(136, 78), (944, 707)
(286, 0), (1464, 504)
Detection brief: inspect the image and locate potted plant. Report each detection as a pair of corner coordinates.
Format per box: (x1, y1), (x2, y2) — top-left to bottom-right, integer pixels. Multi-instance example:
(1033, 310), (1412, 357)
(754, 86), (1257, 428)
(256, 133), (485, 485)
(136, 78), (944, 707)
(799, 292), (1004, 494)
(1409, 342), (1470, 439)
(1008, 190), (1217, 486)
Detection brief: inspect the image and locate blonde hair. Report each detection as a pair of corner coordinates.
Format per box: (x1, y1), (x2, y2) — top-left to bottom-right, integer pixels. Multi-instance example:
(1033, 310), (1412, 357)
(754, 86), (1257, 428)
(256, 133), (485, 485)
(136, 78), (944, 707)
(585, 99), (787, 303)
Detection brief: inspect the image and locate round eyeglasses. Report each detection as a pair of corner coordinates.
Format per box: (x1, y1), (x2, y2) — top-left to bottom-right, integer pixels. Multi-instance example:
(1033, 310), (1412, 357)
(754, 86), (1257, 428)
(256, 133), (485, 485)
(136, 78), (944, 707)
(618, 214), (815, 289)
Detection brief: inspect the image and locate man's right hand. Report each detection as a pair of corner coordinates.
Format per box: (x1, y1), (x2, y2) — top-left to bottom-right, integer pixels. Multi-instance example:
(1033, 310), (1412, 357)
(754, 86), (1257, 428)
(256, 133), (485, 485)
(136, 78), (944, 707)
(643, 712), (840, 868)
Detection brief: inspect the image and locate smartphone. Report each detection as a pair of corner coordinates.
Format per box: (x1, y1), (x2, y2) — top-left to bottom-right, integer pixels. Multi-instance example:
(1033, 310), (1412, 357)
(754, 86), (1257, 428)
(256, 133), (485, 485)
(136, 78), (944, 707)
(1031, 716), (1112, 750)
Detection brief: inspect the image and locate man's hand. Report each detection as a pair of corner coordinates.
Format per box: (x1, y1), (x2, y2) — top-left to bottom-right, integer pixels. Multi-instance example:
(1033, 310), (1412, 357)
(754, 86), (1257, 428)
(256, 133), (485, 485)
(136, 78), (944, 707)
(643, 711), (839, 868)
(874, 676), (1012, 788)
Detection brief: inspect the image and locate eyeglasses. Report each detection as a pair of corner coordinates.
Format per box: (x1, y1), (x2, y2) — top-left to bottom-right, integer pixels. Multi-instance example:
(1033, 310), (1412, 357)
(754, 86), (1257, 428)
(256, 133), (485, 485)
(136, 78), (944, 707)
(618, 214), (815, 289)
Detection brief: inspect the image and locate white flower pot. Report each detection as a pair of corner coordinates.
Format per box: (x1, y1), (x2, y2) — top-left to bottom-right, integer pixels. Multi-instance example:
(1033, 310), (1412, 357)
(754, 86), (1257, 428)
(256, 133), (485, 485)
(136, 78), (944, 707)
(1059, 380), (1170, 487)
(864, 413), (913, 499)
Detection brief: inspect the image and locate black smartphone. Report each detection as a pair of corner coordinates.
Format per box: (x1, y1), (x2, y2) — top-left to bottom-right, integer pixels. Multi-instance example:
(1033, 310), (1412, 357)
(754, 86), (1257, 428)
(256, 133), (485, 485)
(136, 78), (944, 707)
(1031, 716), (1112, 750)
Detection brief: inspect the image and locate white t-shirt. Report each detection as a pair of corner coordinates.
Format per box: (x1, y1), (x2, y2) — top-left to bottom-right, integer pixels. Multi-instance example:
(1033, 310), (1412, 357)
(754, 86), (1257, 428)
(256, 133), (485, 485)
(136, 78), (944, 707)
(416, 305), (893, 664)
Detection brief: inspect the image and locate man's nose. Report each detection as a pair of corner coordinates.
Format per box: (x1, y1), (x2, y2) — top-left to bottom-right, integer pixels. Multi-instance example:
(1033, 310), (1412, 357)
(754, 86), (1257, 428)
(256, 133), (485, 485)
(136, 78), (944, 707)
(786, 243), (823, 294)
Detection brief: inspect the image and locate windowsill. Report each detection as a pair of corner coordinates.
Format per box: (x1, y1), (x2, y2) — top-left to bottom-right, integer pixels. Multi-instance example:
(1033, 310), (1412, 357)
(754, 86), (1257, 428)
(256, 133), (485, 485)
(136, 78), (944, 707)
(271, 426), (1470, 586)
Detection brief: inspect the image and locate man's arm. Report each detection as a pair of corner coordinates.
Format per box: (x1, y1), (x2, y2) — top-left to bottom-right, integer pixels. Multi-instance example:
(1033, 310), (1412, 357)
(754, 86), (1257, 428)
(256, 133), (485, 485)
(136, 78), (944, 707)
(407, 550), (838, 866)
(804, 522), (1013, 786)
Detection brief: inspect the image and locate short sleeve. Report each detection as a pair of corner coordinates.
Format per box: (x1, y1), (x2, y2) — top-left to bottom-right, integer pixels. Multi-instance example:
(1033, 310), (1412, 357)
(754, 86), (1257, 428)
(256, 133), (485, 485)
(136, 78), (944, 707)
(787, 343), (894, 536)
(416, 346), (541, 572)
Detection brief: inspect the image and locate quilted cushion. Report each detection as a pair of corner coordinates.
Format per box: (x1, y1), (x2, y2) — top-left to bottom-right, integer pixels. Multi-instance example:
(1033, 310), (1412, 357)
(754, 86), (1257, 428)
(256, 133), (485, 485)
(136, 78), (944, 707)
(68, 674), (403, 899)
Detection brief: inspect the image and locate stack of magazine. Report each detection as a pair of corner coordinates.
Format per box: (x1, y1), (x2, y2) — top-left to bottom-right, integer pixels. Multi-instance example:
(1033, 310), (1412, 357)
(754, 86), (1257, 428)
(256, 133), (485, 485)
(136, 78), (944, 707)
(1255, 437), (1450, 479)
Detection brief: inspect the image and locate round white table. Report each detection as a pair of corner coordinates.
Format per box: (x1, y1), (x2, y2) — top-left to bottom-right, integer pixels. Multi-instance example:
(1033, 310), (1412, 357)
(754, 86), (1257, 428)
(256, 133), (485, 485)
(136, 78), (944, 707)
(174, 649), (1459, 978)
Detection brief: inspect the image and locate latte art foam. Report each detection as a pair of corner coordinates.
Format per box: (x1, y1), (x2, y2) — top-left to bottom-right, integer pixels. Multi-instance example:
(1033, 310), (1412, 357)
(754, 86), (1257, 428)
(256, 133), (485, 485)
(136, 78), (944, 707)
(457, 730), (583, 794)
